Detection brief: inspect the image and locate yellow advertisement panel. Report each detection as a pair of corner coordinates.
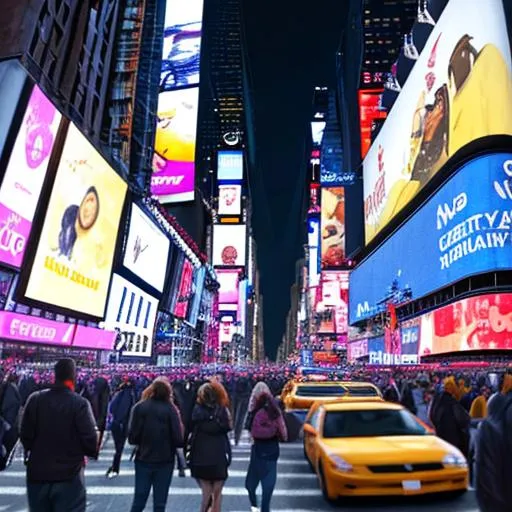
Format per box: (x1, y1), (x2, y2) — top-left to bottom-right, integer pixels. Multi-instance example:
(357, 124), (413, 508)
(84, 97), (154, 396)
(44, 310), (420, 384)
(25, 124), (127, 317)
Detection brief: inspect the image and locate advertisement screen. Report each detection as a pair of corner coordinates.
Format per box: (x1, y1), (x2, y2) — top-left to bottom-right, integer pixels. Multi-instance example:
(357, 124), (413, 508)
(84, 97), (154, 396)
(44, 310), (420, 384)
(212, 224), (246, 267)
(188, 266), (205, 328)
(151, 87), (199, 204)
(358, 89), (386, 159)
(0, 86), (61, 268)
(238, 278), (247, 334)
(311, 121), (326, 146)
(419, 293), (512, 355)
(161, 0), (204, 90)
(401, 324), (420, 356)
(174, 258), (194, 318)
(218, 184), (242, 216)
(363, 0), (512, 243)
(350, 153), (512, 324)
(217, 151), (243, 181)
(123, 203), (170, 292)
(104, 274), (158, 357)
(347, 339), (368, 362)
(25, 124), (127, 317)
(321, 188), (345, 268)
(217, 269), (240, 304)
(316, 271), (349, 335)
(219, 314), (235, 343)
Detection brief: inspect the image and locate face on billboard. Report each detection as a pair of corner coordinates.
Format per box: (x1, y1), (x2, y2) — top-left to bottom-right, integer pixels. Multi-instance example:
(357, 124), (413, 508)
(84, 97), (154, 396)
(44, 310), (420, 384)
(123, 203), (170, 292)
(219, 314), (235, 343)
(363, 0), (512, 244)
(358, 89), (387, 159)
(350, 153), (512, 324)
(217, 151), (243, 181)
(321, 188), (345, 268)
(212, 224), (246, 266)
(161, 0), (204, 91)
(419, 293), (512, 356)
(152, 87), (199, 203)
(218, 184), (241, 216)
(0, 86), (61, 268)
(217, 269), (240, 304)
(25, 123), (127, 317)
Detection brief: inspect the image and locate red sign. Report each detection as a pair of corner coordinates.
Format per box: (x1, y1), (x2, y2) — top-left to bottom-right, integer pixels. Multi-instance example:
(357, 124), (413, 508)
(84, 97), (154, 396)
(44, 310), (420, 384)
(312, 352), (340, 364)
(358, 89), (387, 159)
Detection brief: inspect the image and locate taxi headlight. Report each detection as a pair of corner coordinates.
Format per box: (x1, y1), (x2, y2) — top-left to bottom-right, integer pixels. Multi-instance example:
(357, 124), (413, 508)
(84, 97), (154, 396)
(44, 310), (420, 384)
(327, 453), (353, 473)
(442, 453), (467, 468)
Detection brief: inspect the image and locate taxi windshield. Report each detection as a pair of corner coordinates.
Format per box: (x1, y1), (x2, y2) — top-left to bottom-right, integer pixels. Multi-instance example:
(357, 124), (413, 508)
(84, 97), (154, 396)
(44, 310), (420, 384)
(295, 386), (346, 397)
(323, 409), (429, 438)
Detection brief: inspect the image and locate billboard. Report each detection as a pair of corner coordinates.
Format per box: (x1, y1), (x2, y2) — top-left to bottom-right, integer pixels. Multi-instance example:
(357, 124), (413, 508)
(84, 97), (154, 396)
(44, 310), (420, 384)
(363, 0), (512, 243)
(161, 0), (204, 90)
(217, 150), (243, 181)
(123, 203), (170, 292)
(419, 293), (512, 355)
(188, 266), (205, 328)
(358, 89), (386, 159)
(219, 314), (235, 343)
(347, 339), (368, 362)
(321, 188), (345, 268)
(311, 121), (326, 146)
(0, 86), (61, 268)
(212, 224), (246, 267)
(218, 184), (242, 216)
(217, 269), (240, 304)
(104, 274), (158, 357)
(316, 271), (349, 335)
(174, 258), (194, 318)
(152, 87), (199, 203)
(25, 124), (127, 317)
(307, 217), (320, 287)
(350, 153), (512, 324)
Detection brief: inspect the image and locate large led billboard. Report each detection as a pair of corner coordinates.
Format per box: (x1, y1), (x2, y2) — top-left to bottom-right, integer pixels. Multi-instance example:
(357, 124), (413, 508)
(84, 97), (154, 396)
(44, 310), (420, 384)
(0, 86), (61, 268)
(311, 121), (326, 146)
(350, 153), (512, 324)
(212, 224), (246, 267)
(321, 188), (345, 268)
(217, 150), (243, 181)
(316, 271), (349, 335)
(217, 269), (241, 303)
(363, 0), (512, 244)
(218, 184), (242, 216)
(307, 217), (320, 288)
(25, 124), (127, 317)
(358, 89), (387, 159)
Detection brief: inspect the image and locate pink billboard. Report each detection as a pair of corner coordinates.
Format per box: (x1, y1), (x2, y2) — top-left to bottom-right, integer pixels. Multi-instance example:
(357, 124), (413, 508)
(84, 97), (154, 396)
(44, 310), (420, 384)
(217, 269), (240, 304)
(73, 325), (117, 350)
(0, 86), (61, 268)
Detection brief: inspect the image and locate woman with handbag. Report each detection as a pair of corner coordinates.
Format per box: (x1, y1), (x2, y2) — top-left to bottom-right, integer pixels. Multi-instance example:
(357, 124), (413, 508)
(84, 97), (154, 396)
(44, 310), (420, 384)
(188, 380), (232, 512)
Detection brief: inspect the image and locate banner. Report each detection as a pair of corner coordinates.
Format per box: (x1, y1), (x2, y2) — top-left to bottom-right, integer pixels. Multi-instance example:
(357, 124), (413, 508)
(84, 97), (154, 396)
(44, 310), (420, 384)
(321, 188), (345, 268)
(347, 339), (368, 361)
(363, 0), (512, 243)
(25, 124), (127, 317)
(0, 86), (61, 268)
(73, 325), (117, 350)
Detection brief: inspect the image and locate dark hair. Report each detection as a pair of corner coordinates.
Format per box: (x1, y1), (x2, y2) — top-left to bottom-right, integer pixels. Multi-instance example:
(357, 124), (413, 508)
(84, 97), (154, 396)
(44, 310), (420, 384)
(54, 358), (76, 383)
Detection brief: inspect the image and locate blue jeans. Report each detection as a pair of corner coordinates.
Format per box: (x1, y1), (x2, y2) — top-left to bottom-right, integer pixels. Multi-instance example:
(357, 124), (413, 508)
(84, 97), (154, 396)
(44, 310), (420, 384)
(130, 460), (174, 512)
(245, 445), (278, 512)
(27, 470), (86, 512)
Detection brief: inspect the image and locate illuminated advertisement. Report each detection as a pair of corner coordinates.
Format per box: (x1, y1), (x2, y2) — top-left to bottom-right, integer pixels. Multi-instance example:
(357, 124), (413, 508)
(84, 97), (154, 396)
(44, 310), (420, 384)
(123, 203), (170, 292)
(152, 87), (199, 203)
(218, 184), (242, 216)
(307, 217), (320, 287)
(104, 274), (158, 357)
(188, 266), (205, 328)
(401, 324), (420, 356)
(368, 334), (417, 365)
(161, 0), (204, 90)
(212, 224), (246, 267)
(311, 121), (326, 146)
(419, 293), (512, 356)
(219, 314), (235, 344)
(25, 124), (127, 317)
(217, 269), (240, 304)
(174, 258), (194, 318)
(217, 150), (243, 181)
(0, 86), (61, 268)
(347, 339), (368, 362)
(363, 0), (512, 243)
(238, 278), (247, 334)
(321, 188), (345, 268)
(316, 271), (349, 335)
(358, 89), (386, 159)
(309, 184), (320, 214)
(350, 153), (512, 324)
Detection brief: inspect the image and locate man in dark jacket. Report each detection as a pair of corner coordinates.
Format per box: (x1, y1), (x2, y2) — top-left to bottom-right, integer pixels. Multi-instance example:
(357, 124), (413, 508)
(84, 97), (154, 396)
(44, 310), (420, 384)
(20, 359), (98, 512)
(0, 373), (22, 470)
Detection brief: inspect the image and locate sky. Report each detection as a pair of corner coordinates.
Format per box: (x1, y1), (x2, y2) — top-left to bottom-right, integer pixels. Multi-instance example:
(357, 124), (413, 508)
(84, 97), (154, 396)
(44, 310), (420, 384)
(242, 0), (349, 358)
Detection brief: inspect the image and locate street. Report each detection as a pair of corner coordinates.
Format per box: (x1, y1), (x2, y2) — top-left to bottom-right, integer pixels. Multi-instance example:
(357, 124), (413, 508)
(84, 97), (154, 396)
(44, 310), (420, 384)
(0, 435), (479, 511)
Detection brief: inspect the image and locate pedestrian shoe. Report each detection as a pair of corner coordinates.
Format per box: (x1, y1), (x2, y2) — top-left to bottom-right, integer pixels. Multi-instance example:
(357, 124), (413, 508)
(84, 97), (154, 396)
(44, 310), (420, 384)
(250, 507), (260, 512)
(178, 469), (186, 478)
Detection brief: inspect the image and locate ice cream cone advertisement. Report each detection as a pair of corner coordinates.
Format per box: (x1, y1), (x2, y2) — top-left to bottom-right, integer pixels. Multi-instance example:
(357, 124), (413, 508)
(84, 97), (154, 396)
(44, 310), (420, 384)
(363, 0), (512, 244)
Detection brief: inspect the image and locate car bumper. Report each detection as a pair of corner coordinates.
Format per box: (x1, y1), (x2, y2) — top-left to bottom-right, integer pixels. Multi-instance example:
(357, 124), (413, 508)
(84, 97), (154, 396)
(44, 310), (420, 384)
(323, 465), (468, 498)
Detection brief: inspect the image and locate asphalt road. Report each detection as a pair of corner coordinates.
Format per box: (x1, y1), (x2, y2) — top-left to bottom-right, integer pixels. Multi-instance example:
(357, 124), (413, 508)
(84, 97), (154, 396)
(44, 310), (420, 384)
(0, 435), (479, 511)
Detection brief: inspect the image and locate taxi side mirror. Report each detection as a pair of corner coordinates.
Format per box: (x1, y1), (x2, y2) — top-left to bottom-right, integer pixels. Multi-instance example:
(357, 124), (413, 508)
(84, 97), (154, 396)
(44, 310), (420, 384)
(303, 423), (318, 437)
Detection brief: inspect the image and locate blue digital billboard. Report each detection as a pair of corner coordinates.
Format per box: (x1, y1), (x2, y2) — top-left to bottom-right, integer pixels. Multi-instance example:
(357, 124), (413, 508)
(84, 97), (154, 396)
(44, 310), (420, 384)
(350, 153), (512, 324)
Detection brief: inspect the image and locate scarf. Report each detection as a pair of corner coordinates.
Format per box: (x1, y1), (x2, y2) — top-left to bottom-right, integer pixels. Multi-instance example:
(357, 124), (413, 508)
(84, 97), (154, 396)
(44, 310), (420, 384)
(63, 380), (75, 392)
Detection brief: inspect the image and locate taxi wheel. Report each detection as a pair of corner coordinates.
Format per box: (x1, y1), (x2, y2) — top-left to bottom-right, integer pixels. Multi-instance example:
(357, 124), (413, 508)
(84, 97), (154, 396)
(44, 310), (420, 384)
(319, 462), (337, 505)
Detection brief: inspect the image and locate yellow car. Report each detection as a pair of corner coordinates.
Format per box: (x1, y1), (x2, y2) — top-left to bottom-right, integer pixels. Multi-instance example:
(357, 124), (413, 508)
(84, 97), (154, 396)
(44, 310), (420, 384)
(282, 381), (382, 422)
(303, 401), (468, 502)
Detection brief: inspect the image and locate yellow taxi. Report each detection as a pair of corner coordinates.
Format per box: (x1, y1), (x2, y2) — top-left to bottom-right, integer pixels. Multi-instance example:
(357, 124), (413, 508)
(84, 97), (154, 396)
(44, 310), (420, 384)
(282, 381), (382, 422)
(303, 401), (468, 502)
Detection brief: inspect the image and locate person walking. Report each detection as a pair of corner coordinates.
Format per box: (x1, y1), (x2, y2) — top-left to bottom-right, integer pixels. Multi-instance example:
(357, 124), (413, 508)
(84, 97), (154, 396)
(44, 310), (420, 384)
(0, 373), (22, 470)
(244, 382), (288, 512)
(106, 378), (136, 478)
(20, 359), (98, 512)
(188, 381), (232, 512)
(128, 377), (184, 512)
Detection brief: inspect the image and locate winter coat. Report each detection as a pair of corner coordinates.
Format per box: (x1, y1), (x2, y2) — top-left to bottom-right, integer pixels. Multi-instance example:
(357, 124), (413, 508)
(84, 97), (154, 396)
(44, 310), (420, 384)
(0, 383), (21, 428)
(109, 386), (136, 428)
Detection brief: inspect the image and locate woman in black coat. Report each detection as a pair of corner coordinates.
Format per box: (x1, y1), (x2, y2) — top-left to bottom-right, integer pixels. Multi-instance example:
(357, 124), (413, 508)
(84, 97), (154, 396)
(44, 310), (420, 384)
(188, 381), (232, 512)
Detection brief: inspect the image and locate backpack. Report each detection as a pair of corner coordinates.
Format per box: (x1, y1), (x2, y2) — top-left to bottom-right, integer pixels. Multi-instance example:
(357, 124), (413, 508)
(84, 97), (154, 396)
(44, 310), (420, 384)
(250, 407), (279, 441)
